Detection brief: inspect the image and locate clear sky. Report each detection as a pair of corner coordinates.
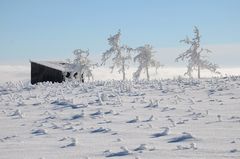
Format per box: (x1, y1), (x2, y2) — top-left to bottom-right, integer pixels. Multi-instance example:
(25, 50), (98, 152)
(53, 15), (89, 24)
(1, 0), (240, 66)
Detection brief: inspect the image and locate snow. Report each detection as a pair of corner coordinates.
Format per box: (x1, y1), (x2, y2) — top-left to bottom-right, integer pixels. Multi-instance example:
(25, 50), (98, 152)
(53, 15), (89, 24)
(151, 127), (169, 138)
(1, 76), (240, 159)
(30, 60), (74, 72)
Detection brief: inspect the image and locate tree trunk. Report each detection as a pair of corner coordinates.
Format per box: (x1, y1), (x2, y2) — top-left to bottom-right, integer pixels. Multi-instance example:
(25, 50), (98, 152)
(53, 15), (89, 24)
(123, 70), (126, 81)
(197, 65), (201, 79)
(122, 61), (126, 81)
(146, 66), (150, 81)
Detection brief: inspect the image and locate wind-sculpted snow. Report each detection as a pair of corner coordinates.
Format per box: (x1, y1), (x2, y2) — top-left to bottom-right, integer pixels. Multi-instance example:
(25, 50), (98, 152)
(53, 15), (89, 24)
(151, 127), (169, 138)
(168, 132), (194, 143)
(0, 77), (240, 158)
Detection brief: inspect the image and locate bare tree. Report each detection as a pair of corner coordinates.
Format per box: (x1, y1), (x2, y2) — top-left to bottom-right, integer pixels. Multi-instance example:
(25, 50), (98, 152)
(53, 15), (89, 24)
(133, 44), (162, 80)
(101, 30), (133, 80)
(176, 26), (220, 78)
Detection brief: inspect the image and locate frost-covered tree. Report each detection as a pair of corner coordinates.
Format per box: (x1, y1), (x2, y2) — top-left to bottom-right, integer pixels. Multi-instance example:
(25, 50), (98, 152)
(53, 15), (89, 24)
(101, 30), (133, 80)
(66, 49), (97, 81)
(133, 44), (162, 81)
(175, 26), (219, 78)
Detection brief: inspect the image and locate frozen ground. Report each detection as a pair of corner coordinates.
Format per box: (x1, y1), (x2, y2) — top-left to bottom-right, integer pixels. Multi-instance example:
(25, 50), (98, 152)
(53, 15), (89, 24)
(0, 76), (240, 159)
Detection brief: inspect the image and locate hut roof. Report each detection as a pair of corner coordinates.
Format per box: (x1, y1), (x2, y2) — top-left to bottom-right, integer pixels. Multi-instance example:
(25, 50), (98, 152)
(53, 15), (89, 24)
(30, 60), (74, 72)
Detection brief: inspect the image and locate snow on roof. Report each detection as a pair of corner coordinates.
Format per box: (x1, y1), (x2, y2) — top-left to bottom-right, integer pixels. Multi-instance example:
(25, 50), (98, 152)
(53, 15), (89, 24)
(30, 60), (74, 72)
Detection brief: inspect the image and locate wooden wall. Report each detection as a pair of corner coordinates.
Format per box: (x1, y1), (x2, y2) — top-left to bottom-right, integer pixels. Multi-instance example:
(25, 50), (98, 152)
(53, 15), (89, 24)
(31, 62), (64, 84)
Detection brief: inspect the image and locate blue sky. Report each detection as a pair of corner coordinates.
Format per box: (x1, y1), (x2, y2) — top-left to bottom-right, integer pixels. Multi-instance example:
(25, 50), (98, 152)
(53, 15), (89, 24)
(1, 0), (240, 66)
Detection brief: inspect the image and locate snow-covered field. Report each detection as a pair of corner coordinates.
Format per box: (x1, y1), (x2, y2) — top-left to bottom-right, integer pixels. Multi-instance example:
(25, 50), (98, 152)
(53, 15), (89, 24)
(1, 76), (240, 158)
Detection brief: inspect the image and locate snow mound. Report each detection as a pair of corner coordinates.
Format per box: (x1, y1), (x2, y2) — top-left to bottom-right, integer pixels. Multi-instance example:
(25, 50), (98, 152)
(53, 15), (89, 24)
(91, 127), (111, 133)
(61, 137), (78, 148)
(176, 143), (197, 150)
(151, 127), (169, 138)
(71, 113), (84, 120)
(32, 129), (47, 135)
(105, 146), (131, 157)
(126, 116), (139, 123)
(11, 109), (24, 118)
(168, 132), (194, 143)
(134, 144), (147, 151)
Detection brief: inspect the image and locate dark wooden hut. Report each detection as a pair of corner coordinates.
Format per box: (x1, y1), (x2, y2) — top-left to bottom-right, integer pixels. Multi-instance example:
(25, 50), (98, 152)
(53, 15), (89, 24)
(30, 61), (83, 84)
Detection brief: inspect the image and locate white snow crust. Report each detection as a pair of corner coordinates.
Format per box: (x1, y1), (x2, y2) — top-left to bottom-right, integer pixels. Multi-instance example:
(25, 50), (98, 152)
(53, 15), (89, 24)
(1, 77), (240, 158)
